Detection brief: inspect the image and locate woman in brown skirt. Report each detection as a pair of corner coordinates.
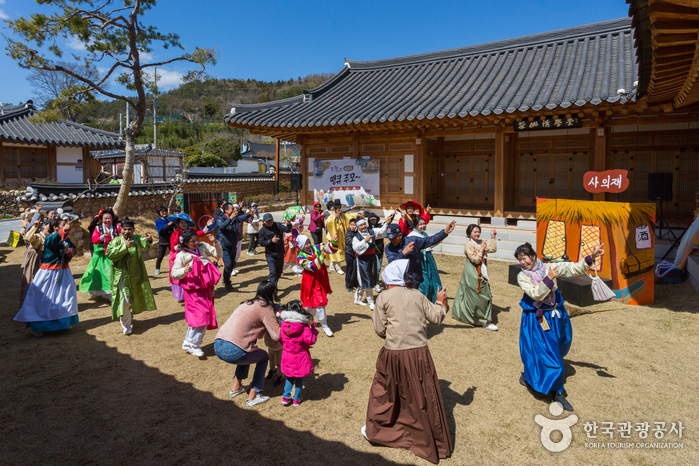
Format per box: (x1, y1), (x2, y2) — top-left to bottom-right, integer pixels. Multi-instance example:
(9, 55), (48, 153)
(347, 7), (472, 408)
(362, 259), (453, 464)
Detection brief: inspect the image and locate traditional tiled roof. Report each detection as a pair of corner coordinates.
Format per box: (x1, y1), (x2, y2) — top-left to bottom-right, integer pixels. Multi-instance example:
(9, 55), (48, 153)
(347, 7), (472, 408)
(90, 144), (184, 160)
(241, 142), (299, 159)
(184, 172), (274, 183)
(226, 18), (637, 133)
(16, 182), (176, 205)
(0, 101), (124, 148)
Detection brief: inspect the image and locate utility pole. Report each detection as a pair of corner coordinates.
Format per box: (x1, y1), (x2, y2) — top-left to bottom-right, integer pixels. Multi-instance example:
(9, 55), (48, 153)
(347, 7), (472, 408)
(153, 67), (158, 150)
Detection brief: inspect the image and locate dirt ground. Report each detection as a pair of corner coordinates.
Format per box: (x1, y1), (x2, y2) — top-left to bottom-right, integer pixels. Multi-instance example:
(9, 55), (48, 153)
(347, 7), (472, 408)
(1, 236), (698, 466)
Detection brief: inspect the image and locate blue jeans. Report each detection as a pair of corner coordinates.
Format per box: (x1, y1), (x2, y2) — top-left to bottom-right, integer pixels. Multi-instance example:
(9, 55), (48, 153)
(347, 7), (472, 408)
(283, 377), (304, 401)
(214, 339), (269, 393)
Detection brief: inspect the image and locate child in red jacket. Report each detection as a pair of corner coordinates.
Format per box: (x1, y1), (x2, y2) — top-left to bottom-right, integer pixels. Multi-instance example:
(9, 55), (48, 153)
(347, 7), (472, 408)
(279, 300), (318, 407)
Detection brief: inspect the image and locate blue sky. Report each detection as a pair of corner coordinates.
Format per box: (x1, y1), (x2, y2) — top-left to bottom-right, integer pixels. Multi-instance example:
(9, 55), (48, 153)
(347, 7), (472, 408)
(0, 0), (629, 105)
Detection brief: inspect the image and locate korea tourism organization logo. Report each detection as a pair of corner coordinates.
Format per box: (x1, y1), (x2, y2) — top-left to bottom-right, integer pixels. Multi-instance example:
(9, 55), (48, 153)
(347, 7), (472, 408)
(534, 402), (685, 452)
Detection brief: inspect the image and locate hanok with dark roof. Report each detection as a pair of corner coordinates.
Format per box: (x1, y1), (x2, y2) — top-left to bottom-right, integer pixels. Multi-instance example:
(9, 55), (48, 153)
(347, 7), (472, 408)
(226, 7), (699, 222)
(1, 101), (124, 186)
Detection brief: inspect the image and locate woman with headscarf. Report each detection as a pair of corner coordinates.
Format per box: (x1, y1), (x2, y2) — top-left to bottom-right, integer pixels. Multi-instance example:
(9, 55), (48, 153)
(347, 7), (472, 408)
(351, 214), (393, 310)
(20, 215), (47, 307)
(407, 216), (443, 303)
(362, 259), (452, 464)
(168, 213), (214, 301)
(452, 224), (499, 331)
(79, 208), (120, 300)
(515, 242), (604, 412)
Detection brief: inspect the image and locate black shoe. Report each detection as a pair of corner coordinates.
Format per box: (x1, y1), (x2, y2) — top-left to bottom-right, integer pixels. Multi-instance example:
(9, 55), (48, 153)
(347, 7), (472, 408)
(554, 392), (574, 412)
(346, 287), (353, 293)
(225, 283), (234, 291)
(265, 368), (279, 381)
(273, 375), (285, 387)
(519, 374), (527, 387)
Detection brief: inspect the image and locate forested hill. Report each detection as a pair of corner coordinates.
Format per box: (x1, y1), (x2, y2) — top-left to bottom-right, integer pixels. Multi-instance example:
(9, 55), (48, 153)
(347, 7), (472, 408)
(91, 73), (333, 124)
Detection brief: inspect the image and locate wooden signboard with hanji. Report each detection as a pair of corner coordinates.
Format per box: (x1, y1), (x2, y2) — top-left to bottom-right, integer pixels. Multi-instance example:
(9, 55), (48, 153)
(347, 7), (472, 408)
(583, 169), (630, 194)
(514, 116), (582, 132)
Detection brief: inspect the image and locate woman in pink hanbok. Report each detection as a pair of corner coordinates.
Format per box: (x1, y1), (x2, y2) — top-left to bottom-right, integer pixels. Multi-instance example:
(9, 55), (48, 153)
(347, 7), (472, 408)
(170, 229), (223, 357)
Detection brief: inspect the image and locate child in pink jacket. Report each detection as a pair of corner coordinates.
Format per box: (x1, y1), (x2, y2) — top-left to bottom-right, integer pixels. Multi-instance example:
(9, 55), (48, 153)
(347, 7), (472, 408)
(279, 300), (318, 406)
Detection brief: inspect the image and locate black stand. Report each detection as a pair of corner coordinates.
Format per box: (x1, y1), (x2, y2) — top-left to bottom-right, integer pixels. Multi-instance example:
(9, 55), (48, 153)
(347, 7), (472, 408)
(656, 201), (687, 261)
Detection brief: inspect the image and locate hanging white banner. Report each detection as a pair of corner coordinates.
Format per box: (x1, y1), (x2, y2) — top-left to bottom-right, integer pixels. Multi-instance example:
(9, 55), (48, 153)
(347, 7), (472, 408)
(313, 159), (381, 207)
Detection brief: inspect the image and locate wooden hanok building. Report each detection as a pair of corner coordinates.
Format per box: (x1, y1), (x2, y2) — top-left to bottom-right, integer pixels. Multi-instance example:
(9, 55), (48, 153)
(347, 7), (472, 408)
(226, 6), (699, 223)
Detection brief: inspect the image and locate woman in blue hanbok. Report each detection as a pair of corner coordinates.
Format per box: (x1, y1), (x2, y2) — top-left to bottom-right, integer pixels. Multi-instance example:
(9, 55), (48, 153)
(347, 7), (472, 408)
(15, 219), (79, 336)
(407, 216), (442, 303)
(515, 242), (604, 412)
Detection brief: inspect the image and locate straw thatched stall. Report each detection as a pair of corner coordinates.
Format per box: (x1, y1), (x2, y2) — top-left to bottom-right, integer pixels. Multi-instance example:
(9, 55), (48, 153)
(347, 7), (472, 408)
(536, 198), (656, 305)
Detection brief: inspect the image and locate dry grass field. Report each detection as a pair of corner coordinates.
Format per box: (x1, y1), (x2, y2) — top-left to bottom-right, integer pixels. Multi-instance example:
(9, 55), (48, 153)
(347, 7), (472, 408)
(1, 233), (698, 466)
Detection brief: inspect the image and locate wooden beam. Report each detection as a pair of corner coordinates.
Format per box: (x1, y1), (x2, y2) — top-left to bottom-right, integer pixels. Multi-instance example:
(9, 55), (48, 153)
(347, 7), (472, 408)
(593, 125), (606, 202)
(494, 126), (505, 217)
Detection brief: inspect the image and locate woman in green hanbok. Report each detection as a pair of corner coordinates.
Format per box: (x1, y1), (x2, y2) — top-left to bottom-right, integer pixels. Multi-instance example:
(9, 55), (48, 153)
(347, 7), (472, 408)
(452, 224), (499, 331)
(106, 217), (157, 335)
(406, 217), (443, 302)
(79, 208), (119, 299)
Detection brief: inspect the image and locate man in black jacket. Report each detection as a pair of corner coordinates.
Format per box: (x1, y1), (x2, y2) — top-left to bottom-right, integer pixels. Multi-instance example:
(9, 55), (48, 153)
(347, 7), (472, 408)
(217, 201), (250, 290)
(258, 213), (292, 298)
(212, 199), (225, 241)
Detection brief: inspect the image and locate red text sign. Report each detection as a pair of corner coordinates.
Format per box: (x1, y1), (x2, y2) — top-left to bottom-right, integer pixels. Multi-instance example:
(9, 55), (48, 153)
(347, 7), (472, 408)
(583, 169), (629, 193)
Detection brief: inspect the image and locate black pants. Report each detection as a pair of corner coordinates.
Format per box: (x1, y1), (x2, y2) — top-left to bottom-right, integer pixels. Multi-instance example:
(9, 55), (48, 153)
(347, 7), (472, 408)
(155, 244), (170, 269)
(266, 255), (284, 289)
(345, 253), (358, 291)
(311, 228), (323, 245)
(248, 233), (259, 252)
(222, 244), (238, 285)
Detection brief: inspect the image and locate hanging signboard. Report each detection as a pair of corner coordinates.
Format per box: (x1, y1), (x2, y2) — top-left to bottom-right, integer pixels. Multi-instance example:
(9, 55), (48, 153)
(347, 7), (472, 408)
(313, 159), (381, 207)
(514, 116), (582, 132)
(583, 169), (630, 194)
(228, 192), (237, 205)
(174, 193), (184, 209)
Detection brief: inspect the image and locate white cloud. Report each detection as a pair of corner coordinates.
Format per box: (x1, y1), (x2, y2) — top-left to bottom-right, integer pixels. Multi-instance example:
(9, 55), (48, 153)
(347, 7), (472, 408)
(66, 35), (87, 51)
(144, 68), (183, 91)
(0, 0), (8, 20)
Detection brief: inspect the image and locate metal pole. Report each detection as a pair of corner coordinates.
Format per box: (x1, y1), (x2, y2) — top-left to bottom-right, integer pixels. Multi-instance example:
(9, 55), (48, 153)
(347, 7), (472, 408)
(153, 67), (157, 149)
(126, 104), (130, 129)
(119, 113), (123, 135)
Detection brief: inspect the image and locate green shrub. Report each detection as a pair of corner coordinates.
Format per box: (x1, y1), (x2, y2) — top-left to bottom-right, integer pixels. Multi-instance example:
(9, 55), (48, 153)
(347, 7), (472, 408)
(204, 137), (240, 162)
(185, 152), (227, 168)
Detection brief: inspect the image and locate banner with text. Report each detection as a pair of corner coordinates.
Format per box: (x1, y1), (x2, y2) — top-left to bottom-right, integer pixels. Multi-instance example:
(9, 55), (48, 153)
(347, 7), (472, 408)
(313, 159), (381, 207)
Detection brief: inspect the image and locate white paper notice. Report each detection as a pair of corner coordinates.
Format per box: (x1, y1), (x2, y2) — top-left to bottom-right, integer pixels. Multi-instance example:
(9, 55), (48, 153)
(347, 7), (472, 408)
(404, 176), (414, 194)
(405, 154), (414, 173)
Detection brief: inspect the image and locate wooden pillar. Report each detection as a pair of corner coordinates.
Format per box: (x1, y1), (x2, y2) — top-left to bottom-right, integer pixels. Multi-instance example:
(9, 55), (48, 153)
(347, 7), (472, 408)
(494, 126), (505, 217)
(352, 132), (359, 159)
(274, 138), (280, 197)
(0, 142), (4, 186)
(593, 126), (607, 201)
(415, 133), (425, 207)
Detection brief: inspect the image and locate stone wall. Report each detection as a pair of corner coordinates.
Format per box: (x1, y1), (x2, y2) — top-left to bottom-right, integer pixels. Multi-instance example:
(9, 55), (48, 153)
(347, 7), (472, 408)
(71, 193), (172, 218)
(182, 180), (276, 200)
(0, 190), (22, 217)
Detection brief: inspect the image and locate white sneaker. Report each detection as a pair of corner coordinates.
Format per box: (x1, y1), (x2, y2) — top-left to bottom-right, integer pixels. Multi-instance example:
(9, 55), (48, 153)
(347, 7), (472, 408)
(123, 326), (132, 335)
(354, 291), (367, 306)
(374, 284), (381, 293)
(320, 322), (333, 337)
(182, 341), (190, 351)
(367, 296), (375, 311)
(361, 425), (369, 441)
(247, 252), (255, 256)
(154, 268), (160, 275)
(295, 273), (302, 278)
(187, 345), (204, 357)
(485, 323), (499, 331)
(335, 264), (344, 275)
(246, 394), (270, 407)
(232, 269), (239, 275)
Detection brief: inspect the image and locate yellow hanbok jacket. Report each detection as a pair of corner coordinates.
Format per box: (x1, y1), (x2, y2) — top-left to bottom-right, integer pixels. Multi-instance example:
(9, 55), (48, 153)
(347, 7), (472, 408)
(325, 211), (359, 262)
